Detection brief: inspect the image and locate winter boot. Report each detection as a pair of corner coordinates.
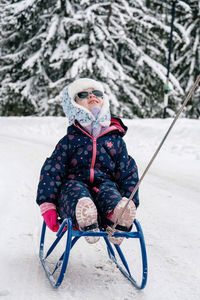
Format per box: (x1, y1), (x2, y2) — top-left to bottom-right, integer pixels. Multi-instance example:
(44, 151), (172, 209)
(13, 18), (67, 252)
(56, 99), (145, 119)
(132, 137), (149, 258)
(75, 197), (100, 244)
(106, 197), (136, 245)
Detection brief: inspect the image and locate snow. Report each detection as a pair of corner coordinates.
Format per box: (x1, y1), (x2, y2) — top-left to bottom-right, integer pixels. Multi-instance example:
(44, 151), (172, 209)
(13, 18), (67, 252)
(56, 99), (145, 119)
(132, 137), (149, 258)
(7, 0), (36, 15)
(22, 51), (40, 70)
(46, 15), (59, 43)
(0, 116), (200, 300)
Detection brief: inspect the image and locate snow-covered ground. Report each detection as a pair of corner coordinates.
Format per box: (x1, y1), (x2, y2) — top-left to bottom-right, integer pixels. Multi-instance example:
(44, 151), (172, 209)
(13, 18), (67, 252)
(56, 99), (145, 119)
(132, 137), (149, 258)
(0, 116), (200, 300)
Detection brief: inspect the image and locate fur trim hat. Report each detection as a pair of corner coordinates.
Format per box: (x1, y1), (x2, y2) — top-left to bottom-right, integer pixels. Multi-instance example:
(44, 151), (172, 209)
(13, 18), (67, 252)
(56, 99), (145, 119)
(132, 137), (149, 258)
(68, 78), (104, 100)
(62, 78), (111, 128)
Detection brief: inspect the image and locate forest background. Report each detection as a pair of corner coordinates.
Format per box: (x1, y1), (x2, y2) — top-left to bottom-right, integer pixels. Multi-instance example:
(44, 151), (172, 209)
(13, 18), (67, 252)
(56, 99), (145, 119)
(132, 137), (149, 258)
(0, 0), (199, 119)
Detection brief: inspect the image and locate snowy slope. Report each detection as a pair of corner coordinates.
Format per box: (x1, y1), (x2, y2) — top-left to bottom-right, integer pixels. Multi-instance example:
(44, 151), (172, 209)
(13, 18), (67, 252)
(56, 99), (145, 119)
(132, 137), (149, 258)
(0, 117), (200, 300)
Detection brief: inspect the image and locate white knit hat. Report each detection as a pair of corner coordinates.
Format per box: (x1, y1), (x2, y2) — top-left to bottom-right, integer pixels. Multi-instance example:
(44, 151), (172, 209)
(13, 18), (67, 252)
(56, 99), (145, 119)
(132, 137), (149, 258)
(68, 78), (104, 100)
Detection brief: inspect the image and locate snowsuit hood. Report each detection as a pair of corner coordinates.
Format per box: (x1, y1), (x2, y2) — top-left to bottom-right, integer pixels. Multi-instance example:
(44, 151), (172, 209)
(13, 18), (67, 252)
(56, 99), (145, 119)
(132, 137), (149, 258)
(62, 79), (111, 129)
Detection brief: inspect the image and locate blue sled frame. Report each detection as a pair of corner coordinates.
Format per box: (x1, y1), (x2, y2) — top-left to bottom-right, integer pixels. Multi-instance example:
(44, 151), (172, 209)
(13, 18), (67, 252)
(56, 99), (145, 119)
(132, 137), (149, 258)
(39, 218), (148, 289)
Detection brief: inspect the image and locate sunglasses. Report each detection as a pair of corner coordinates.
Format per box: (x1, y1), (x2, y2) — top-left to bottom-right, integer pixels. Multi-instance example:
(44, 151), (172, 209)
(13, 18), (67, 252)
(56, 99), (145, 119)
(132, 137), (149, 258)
(75, 90), (103, 100)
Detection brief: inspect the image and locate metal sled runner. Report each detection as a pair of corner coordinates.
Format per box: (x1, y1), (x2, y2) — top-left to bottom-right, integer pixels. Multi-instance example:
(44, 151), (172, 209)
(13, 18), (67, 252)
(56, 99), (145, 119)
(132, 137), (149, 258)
(39, 218), (148, 289)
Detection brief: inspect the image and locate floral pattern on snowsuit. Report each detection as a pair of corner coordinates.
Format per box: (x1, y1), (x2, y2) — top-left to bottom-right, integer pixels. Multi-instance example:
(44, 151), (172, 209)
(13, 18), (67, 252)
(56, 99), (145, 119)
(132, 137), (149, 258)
(36, 117), (139, 226)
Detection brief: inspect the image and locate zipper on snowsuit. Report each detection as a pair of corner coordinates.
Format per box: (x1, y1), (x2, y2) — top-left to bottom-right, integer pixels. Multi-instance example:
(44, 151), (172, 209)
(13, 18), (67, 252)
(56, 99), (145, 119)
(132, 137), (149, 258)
(90, 137), (96, 183)
(75, 123), (117, 184)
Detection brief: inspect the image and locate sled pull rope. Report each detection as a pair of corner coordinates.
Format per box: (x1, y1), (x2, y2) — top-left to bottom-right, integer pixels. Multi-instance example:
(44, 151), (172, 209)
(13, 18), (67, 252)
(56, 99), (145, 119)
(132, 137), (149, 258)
(107, 74), (200, 236)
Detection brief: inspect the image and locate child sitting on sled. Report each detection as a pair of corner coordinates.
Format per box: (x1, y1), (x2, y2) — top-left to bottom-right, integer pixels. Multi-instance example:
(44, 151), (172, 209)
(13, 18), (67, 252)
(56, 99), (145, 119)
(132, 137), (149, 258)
(36, 78), (139, 245)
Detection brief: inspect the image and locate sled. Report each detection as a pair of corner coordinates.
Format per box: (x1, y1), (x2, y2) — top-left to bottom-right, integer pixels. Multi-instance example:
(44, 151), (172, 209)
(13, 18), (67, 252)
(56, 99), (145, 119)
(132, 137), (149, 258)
(39, 218), (148, 289)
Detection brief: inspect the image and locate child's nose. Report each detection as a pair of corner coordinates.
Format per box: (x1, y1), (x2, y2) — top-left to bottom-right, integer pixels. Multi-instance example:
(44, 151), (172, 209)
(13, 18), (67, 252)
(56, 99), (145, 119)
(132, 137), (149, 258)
(88, 93), (94, 98)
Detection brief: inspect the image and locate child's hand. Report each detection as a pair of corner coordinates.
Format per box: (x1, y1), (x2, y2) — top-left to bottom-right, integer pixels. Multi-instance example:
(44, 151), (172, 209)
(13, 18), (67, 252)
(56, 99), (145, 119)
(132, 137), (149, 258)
(42, 209), (59, 232)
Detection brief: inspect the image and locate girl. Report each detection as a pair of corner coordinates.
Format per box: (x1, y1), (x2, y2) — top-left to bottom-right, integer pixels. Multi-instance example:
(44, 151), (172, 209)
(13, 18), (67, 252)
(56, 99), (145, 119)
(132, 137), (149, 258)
(36, 78), (139, 245)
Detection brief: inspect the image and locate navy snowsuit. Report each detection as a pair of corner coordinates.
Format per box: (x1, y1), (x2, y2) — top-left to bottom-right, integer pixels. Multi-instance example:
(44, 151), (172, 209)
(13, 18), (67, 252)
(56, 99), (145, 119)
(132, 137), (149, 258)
(36, 117), (139, 226)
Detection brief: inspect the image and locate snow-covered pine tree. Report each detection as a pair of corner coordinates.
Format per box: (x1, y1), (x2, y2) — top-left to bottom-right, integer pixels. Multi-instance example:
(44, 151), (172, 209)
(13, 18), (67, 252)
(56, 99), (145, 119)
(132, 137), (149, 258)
(172, 0), (200, 118)
(0, 0), (198, 118)
(127, 0), (185, 117)
(51, 0), (148, 118)
(0, 0), (157, 117)
(56, 0), (184, 118)
(48, 0), (135, 117)
(1, 0), (144, 117)
(142, 0), (200, 118)
(0, 0), (68, 116)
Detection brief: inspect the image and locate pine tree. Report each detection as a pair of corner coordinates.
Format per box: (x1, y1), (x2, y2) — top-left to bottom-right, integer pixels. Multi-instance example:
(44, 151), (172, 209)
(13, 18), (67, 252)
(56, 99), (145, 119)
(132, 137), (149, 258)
(172, 0), (200, 118)
(51, 0), (149, 118)
(130, 0), (186, 117)
(50, 0), (184, 118)
(0, 0), (152, 117)
(0, 0), (66, 116)
(0, 0), (199, 118)
(143, 0), (200, 118)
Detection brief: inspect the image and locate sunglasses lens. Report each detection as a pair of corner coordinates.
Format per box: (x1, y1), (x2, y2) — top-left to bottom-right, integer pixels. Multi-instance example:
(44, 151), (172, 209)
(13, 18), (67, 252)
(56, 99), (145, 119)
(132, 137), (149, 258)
(93, 90), (103, 98)
(77, 92), (89, 99)
(76, 90), (103, 100)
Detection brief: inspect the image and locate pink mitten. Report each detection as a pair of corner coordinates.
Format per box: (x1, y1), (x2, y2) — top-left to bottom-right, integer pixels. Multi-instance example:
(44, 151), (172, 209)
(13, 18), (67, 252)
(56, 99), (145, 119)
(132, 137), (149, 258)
(42, 209), (59, 232)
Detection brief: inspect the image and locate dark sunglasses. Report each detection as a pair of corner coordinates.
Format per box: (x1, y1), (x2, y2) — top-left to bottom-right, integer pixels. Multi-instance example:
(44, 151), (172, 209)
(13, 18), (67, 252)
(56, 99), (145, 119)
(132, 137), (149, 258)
(75, 90), (103, 100)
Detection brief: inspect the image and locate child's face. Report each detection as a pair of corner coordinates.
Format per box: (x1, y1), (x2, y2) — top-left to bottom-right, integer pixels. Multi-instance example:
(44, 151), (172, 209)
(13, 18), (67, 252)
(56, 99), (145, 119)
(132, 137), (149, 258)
(75, 88), (104, 111)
